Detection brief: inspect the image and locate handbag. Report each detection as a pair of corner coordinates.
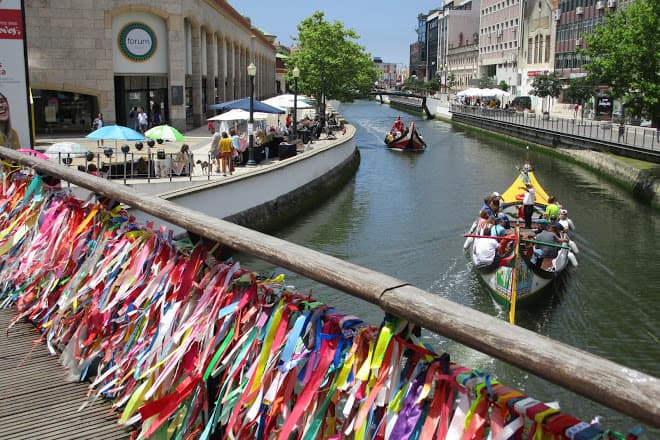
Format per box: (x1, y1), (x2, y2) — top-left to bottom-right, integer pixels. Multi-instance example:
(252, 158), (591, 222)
(156, 149), (166, 160)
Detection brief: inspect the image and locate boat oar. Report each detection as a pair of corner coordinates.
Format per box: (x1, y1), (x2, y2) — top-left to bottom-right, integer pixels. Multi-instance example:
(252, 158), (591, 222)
(509, 227), (521, 325)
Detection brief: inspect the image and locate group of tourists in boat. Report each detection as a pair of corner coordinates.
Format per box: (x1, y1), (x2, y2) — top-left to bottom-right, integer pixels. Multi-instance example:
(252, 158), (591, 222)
(384, 116), (426, 151)
(463, 161), (578, 321)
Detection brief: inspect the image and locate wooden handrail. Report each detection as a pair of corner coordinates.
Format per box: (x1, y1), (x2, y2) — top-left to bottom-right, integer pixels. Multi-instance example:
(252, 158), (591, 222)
(2, 146), (658, 427)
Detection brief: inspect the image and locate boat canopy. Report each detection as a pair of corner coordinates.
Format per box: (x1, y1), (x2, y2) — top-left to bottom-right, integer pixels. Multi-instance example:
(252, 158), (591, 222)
(500, 170), (550, 206)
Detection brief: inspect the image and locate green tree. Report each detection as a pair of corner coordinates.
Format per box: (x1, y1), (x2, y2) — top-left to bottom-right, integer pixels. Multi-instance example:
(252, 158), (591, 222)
(530, 72), (563, 112)
(285, 11), (378, 112)
(581, 0), (660, 125)
(478, 76), (496, 88)
(564, 76), (597, 118)
(446, 73), (458, 94)
(497, 81), (510, 92)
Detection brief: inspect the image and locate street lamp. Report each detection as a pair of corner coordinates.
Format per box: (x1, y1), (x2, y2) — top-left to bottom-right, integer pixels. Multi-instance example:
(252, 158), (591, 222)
(292, 66), (300, 139)
(247, 62), (257, 166)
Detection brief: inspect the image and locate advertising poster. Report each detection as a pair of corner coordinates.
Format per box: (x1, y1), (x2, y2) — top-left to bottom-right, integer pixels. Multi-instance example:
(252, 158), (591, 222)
(0, 0), (31, 149)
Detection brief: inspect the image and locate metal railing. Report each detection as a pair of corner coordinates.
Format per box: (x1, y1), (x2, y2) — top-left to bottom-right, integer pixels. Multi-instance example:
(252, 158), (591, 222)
(1, 145), (659, 427)
(451, 104), (659, 151)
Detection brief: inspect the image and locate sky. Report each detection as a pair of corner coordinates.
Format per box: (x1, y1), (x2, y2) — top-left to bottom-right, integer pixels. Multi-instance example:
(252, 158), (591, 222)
(227, 1), (442, 67)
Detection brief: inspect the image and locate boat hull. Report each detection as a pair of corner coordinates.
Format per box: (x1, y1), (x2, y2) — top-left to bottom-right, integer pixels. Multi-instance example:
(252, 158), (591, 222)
(384, 122), (426, 151)
(471, 250), (556, 309)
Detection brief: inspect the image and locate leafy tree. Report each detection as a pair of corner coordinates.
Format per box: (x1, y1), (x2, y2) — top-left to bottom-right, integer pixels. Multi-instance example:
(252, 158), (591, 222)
(530, 72), (563, 112)
(497, 81), (510, 92)
(285, 11), (378, 111)
(478, 76), (496, 88)
(564, 76), (598, 118)
(427, 75), (441, 93)
(446, 73), (458, 94)
(581, 0), (660, 125)
(404, 76), (425, 94)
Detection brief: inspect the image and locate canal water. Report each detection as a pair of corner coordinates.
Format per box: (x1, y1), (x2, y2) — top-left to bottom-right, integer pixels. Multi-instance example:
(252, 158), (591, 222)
(238, 99), (659, 433)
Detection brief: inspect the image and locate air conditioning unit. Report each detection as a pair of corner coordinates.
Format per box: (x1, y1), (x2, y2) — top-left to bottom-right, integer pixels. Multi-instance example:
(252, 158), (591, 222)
(607, 0), (616, 7)
(596, 1), (604, 9)
(575, 38), (584, 47)
(575, 6), (584, 14)
(554, 9), (561, 20)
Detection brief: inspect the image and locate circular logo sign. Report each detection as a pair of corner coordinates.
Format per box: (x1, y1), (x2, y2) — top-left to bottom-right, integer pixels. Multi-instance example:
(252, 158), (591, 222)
(118, 22), (157, 62)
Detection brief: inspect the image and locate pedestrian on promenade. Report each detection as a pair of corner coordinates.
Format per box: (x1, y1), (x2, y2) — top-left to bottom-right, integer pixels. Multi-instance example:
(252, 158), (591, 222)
(210, 130), (221, 173)
(618, 121), (625, 143)
(573, 103), (579, 118)
(219, 131), (233, 177)
(137, 108), (148, 134)
(128, 107), (138, 131)
(92, 113), (104, 147)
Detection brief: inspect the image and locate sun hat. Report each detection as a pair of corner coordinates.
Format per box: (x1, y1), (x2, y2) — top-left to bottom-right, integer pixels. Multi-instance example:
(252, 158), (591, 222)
(492, 191), (501, 197)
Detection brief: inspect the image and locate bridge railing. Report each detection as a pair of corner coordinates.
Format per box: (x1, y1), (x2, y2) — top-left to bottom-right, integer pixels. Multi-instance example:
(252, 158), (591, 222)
(1, 145), (658, 428)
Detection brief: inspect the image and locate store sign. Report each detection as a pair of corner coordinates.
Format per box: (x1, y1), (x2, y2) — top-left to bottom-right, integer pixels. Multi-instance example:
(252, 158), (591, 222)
(118, 22), (157, 62)
(0, 0), (31, 149)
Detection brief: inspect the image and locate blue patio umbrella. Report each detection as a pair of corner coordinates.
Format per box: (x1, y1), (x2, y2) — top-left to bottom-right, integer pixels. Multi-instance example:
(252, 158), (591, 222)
(86, 125), (144, 141)
(208, 97), (285, 114)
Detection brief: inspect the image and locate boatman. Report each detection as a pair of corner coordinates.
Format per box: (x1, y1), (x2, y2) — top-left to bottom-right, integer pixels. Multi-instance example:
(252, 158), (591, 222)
(391, 116), (404, 136)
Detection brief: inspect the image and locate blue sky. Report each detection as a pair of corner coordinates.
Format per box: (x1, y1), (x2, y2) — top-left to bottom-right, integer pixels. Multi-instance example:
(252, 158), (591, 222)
(227, 1), (441, 66)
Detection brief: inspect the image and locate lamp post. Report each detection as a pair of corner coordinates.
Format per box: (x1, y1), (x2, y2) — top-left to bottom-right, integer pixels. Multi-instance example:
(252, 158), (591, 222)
(247, 62), (257, 166)
(292, 66), (300, 139)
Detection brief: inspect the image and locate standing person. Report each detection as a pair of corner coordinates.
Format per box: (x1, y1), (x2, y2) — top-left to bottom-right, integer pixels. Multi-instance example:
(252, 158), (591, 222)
(618, 121), (625, 143)
(207, 119), (214, 133)
(209, 129), (221, 173)
(230, 128), (240, 171)
(137, 108), (148, 134)
(128, 106), (138, 131)
(92, 113), (104, 147)
(285, 113), (292, 129)
(573, 103), (579, 118)
(0, 92), (20, 149)
(520, 183), (535, 229)
(219, 131), (233, 177)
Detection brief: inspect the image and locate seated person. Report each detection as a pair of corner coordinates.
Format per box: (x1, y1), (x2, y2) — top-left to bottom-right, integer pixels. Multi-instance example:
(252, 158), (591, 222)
(544, 196), (560, 219)
(172, 144), (193, 175)
(473, 226), (501, 268)
(558, 208), (575, 232)
(532, 224), (567, 266)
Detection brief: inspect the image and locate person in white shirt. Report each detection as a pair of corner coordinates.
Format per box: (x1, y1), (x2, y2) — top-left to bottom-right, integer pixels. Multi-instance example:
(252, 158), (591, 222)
(474, 226), (500, 268)
(519, 183), (535, 229)
(137, 108), (148, 133)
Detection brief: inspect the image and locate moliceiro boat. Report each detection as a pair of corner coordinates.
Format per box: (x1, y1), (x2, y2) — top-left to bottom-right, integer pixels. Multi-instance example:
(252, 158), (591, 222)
(384, 120), (426, 151)
(464, 163), (578, 320)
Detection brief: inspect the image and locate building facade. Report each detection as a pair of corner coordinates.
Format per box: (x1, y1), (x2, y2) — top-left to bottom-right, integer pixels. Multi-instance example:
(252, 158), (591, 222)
(25, 1), (277, 135)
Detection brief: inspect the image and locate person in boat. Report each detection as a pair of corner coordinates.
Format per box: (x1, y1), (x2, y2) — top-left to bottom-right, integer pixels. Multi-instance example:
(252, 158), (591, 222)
(520, 183), (535, 229)
(558, 208), (575, 232)
(490, 216), (507, 238)
(531, 223), (567, 267)
(473, 225), (501, 268)
(544, 195), (560, 219)
(392, 116), (404, 134)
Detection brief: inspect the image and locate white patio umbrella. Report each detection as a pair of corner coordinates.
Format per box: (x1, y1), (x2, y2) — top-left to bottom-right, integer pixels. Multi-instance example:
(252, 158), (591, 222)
(263, 95), (312, 110)
(45, 141), (90, 158)
(207, 109), (269, 121)
(456, 87), (483, 96)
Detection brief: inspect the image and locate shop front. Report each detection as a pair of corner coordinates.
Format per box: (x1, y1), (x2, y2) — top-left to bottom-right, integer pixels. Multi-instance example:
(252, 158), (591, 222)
(32, 90), (98, 134)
